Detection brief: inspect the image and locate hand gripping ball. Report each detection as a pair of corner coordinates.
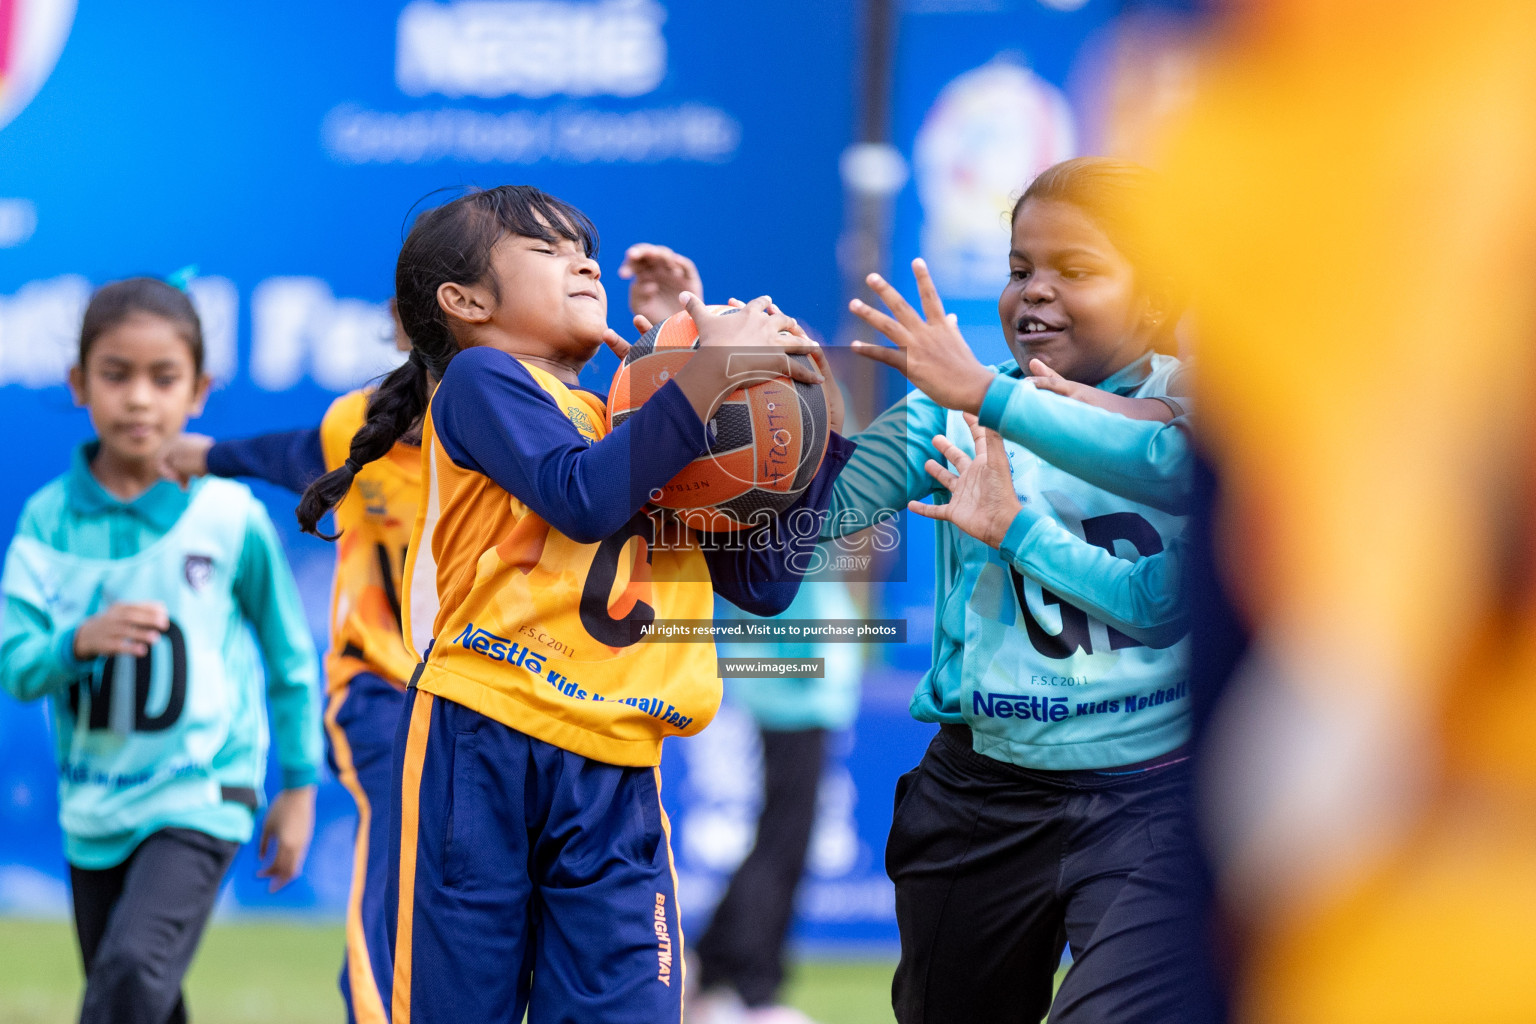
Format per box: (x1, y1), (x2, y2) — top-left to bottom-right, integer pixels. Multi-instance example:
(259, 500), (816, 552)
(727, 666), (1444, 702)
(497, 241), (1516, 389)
(606, 307), (830, 531)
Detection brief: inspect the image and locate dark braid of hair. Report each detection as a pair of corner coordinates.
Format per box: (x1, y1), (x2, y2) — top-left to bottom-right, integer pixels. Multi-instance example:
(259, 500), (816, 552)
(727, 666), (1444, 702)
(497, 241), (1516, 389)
(295, 184), (599, 539)
(296, 350), (428, 537)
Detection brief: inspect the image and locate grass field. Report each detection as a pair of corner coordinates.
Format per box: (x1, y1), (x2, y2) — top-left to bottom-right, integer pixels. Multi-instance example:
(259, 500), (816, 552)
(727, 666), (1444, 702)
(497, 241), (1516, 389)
(0, 918), (899, 1023)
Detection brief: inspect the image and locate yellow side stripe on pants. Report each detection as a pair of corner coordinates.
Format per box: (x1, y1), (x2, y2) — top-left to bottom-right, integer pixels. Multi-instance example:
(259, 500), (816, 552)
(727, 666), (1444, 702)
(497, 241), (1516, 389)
(323, 686), (389, 1024)
(392, 691), (435, 1024)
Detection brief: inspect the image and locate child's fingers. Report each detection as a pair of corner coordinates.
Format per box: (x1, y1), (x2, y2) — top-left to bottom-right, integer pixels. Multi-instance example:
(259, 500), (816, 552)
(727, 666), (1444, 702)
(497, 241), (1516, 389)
(763, 311), (808, 339)
(807, 345), (833, 376)
(104, 632), (152, 657)
(964, 415), (989, 452)
(627, 242), (676, 261)
(771, 338), (822, 360)
(617, 247), (643, 279)
(972, 424), (1006, 467)
(780, 356), (826, 386)
(849, 339), (903, 370)
(254, 843), (298, 891)
(848, 297), (908, 345)
(619, 243), (669, 278)
(648, 246), (700, 284)
(715, 350), (824, 387)
(121, 625), (163, 650)
(602, 329), (633, 360)
(911, 258), (949, 324)
(1028, 358), (1067, 383)
(907, 499), (951, 522)
(1025, 358), (1074, 396)
(1025, 375), (1073, 392)
(864, 272), (926, 331)
(268, 844), (301, 891)
(762, 342), (825, 383)
(1026, 375), (1077, 397)
(673, 251), (700, 281)
(962, 417), (1008, 467)
(778, 353), (826, 386)
(923, 458), (960, 492)
(631, 313), (654, 334)
(260, 860), (287, 891)
(931, 435), (973, 474)
(118, 603), (170, 630)
(154, 451), (180, 484)
(104, 615), (166, 653)
(111, 620), (163, 645)
(765, 302), (809, 339)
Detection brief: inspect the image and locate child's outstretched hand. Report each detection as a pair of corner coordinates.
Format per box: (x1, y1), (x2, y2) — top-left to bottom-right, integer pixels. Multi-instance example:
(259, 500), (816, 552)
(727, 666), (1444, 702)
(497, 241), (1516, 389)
(849, 258), (994, 415)
(619, 243), (703, 329)
(257, 785), (316, 892)
(1026, 359), (1174, 422)
(910, 415), (1022, 550)
(73, 601), (169, 659)
(158, 433), (214, 487)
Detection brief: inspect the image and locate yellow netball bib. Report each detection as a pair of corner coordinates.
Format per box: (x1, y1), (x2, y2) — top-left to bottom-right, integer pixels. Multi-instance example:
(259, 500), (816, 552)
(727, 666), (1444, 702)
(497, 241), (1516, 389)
(402, 360), (718, 767)
(320, 390), (422, 691)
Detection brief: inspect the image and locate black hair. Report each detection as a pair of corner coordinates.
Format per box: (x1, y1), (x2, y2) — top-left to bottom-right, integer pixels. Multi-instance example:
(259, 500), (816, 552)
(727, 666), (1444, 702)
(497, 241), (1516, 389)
(1012, 157), (1185, 343)
(79, 277), (204, 374)
(296, 184), (599, 538)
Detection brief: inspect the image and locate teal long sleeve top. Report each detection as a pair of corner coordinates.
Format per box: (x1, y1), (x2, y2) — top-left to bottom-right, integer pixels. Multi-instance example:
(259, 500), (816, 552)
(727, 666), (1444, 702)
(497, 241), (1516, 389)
(977, 370), (1194, 649)
(1, 444), (322, 866)
(825, 353), (1193, 770)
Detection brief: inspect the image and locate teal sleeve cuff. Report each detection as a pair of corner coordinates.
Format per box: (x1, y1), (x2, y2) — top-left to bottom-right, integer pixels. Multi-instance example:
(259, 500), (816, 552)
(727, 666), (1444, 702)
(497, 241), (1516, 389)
(978, 375), (1020, 432)
(281, 767), (319, 789)
(999, 507), (1046, 562)
(52, 628), (91, 677)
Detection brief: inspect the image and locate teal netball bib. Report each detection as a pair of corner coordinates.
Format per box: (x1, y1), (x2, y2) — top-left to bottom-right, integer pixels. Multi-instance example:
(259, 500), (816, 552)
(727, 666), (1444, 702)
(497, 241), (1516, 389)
(2, 479), (267, 847)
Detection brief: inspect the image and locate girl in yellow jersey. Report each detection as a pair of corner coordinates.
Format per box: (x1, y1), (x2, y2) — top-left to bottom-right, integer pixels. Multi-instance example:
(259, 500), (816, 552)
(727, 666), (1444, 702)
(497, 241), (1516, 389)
(162, 360), (420, 1024)
(295, 185), (853, 1024)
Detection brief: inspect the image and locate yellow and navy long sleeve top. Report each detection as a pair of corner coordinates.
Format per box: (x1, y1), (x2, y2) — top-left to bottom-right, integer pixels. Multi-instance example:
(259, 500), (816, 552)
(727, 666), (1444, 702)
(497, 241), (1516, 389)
(403, 345), (854, 767)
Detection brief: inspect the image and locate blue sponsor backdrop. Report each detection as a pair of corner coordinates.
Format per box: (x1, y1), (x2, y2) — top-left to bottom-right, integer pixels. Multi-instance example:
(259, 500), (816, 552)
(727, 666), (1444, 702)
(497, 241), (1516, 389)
(0, 0), (1178, 947)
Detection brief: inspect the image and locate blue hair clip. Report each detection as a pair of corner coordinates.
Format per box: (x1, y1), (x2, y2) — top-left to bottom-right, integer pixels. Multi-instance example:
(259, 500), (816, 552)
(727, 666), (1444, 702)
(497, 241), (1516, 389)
(164, 264), (199, 292)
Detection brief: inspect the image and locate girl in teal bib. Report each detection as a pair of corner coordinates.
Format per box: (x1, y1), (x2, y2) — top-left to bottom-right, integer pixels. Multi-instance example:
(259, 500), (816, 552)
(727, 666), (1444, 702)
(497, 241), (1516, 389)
(0, 277), (322, 1024)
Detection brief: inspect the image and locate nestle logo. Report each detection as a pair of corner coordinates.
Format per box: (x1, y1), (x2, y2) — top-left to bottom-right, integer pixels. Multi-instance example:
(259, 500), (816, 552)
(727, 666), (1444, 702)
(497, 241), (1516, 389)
(453, 622), (547, 675)
(971, 690), (1070, 723)
(396, 0), (666, 100)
